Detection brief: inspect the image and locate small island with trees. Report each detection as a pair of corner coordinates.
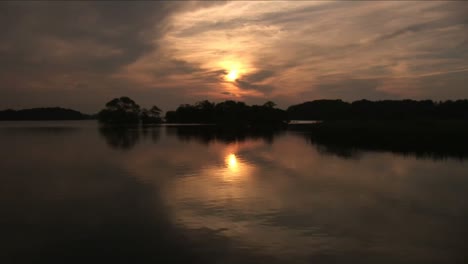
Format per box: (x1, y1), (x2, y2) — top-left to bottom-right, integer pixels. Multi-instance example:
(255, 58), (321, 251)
(97, 97), (163, 125)
(96, 96), (288, 128)
(0, 107), (92, 120)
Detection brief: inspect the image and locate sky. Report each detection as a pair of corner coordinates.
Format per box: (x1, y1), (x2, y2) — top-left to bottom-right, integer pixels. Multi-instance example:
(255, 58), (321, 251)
(1, 1), (468, 113)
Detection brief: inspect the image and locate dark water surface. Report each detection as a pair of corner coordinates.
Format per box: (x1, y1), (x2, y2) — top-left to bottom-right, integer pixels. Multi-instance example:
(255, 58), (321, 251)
(1, 121), (467, 263)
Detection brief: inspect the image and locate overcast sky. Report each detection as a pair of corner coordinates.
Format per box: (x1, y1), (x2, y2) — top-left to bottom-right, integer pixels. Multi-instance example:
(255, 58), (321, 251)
(1, 1), (467, 113)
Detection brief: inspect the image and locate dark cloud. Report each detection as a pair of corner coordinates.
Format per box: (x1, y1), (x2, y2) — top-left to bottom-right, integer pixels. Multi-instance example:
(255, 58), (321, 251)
(195, 69), (228, 84)
(244, 70), (275, 83)
(151, 59), (203, 78)
(0, 2), (180, 73)
(232, 70), (277, 94)
(0, 1), (203, 112)
(235, 79), (274, 94)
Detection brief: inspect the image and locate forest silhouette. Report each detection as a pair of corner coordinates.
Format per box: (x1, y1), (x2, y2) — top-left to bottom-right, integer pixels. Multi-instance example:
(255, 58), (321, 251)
(0, 107), (91, 120)
(3, 97), (468, 123)
(94, 97), (468, 125)
(287, 99), (468, 120)
(92, 97), (468, 159)
(97, 97), (287, 127)
(3, 96), (464, 158)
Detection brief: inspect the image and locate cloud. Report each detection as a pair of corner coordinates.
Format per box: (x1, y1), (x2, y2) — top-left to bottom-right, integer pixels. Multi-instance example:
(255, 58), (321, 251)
(234, 79), (274, 94)
(165, 1), (468, 101)
(0, 2), (174, 73)
(0, 1), (467, 112)
(306, 78), (391, 101)
(244, 70), (275, 83)
(0, 1), (204, 112)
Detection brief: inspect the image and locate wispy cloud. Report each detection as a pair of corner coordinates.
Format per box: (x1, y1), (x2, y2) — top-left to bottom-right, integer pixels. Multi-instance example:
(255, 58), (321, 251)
(0, 1), (467, 112)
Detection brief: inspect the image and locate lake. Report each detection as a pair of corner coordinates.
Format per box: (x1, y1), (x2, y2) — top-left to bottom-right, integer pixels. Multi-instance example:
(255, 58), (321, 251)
(1, 121), (467, 263)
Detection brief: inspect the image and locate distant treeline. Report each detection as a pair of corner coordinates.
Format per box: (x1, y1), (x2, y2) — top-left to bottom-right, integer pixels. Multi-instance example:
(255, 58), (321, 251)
(97, 97), (287, 126)
(287, 99), (468, 120)
(165, 100), (287, 126)
(0, 107), (91, 120)
(99, 98), (468, 124)
(3, 98), (468, 122)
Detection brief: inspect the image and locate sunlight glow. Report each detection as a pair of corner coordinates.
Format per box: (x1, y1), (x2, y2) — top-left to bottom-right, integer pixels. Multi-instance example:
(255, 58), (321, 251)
(226, 153), (238, 171)
(226, 69), (239, 81)
(220, 60), (246, 83)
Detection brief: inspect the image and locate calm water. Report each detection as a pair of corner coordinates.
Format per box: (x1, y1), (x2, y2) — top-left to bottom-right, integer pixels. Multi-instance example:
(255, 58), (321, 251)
(1, 121), (467, 263)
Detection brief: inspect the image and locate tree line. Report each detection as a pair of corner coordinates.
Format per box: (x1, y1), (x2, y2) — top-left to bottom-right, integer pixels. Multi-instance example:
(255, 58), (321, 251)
(287, 99), (468, 120)
(98, 97), (468, 124)
(0, 107), (91, 120)
(2, 97), (468, 122)
(97, 97), (287, 126)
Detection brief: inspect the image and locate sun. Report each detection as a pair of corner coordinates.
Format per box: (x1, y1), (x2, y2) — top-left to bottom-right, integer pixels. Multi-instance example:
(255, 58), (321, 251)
(226, 69), (239, 81)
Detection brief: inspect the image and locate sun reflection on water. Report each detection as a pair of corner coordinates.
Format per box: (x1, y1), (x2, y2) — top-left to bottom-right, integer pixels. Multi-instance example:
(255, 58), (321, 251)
(226, 153), (239, 172)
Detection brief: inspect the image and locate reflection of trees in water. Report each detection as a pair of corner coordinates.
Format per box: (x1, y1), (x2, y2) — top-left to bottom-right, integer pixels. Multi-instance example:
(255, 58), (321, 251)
(98, 125), (160, 150)
(99, 124), (283, 150)
(308, 137), (468, 160)
(99, 122), (468, 160)
(166, 125), (284, 145)
(141, 125), (161, 143)
(294, 123), (468, 161)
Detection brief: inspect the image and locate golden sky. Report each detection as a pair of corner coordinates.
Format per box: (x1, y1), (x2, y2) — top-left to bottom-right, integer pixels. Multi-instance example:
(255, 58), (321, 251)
(1, 1), (467, 112)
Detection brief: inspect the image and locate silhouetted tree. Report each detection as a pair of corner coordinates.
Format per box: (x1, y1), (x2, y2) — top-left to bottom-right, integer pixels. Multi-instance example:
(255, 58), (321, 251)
(164, 100), (287, 127)
(214, 100), (250, 125)
(287, 100), (350, 120)
(195, 100), (216, 123)
(141, 105), (163, 124)
(165, 111), (177, 123)
(263, 101), (276, 108)
(98, 97), (141, 124)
